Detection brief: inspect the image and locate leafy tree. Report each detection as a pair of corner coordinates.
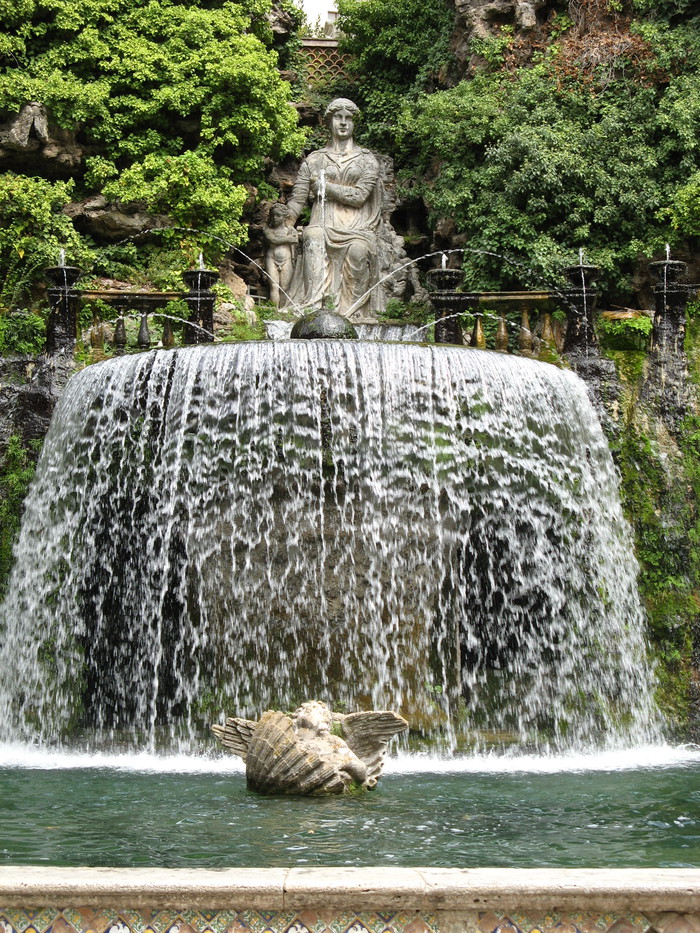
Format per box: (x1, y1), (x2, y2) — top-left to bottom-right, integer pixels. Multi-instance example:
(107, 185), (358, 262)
(336, 0), (454, 150)
(395, 41), (700, 297)
(0, 0), (305, 296)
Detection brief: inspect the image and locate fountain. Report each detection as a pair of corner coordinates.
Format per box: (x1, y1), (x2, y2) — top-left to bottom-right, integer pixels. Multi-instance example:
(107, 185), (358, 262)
(0, 335), (660, 752)
(44, 251), (82, 355)
(1, 257), (700, 933)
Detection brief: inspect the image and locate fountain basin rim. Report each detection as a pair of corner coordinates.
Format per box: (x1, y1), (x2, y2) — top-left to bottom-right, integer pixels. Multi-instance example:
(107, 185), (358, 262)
(1, 866), (699, 911)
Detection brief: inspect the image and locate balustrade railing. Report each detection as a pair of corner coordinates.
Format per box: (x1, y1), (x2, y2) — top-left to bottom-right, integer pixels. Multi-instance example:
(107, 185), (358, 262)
(44, 266), (219, 356)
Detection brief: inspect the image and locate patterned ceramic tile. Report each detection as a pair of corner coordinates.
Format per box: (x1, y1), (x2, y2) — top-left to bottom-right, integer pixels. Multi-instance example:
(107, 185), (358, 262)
(282, 922), (314, 933)
(238, 911), (298, 933)
(294, 911), (327, 933)
(0, 908), (699, 933)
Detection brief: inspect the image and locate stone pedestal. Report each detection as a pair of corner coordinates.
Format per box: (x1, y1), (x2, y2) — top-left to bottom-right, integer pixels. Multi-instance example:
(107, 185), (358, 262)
(183, 269), (219, 344)
(648, 260), (689, 356)
(643, 259), (691, 426)
(427, 269), (468, 346)
(45, 266), (81, 356)
(563, 264), (599, 354)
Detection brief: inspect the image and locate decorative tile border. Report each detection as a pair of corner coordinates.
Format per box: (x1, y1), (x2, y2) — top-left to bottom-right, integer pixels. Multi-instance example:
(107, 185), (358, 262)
(1, 909), (700, 933)
(2, 867), (700, 933)
(0, 910), (438, 933)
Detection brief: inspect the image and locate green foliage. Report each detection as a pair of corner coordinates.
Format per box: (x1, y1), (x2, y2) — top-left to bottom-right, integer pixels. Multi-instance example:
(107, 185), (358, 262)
(0, 435), (39, 599)
(665, 169), (700, 236)
(469, 25), (514, 68)
(395, 58), (700, 298)
(608, 317), (700, 733)
(0, 174), (91, 307)
(597, 312), (653, 349)
(102, 152), (248, 249)
(336, 0), (454, 149)
(614, 419), (699, 731)
(378, 298), (432, 323)
(631, 0), (700, 19)
(0, 309), (46, 355)
(0, 0), (305, 302)
(0, 0), (304, 176)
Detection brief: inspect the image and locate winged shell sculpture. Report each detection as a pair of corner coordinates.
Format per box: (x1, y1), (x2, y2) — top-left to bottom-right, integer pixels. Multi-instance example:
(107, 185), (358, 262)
(211, 700), (409, 795)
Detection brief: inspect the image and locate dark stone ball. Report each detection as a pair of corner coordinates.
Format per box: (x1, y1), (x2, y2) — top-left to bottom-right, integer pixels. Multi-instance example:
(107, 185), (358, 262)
(290, 310), (358, 340)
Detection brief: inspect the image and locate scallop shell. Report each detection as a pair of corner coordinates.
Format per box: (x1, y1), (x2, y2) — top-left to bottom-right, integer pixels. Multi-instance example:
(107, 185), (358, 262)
(245, 710), (346, 795)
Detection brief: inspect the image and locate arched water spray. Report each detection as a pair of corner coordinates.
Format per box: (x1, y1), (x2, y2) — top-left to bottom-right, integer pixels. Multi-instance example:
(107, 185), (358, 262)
(0, 342), (660, 752)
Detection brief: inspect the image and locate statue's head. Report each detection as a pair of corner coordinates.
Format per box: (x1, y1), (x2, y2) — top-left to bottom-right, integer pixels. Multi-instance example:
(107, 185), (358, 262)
(293, 700), (332, 734)
(268, 202), (289, 225)
(324, 98), (360, 137)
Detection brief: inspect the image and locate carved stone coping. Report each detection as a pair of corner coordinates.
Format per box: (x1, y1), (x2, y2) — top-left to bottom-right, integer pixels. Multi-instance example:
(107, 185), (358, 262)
(474, 292), (559, 313)
(82, 290), (184, 308)
(0, 867), (699, 911)
(301, 38), (341, 48)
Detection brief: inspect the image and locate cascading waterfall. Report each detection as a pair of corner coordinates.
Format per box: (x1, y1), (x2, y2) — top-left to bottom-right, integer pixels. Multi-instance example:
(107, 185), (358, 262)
(0, 341), (660, 751)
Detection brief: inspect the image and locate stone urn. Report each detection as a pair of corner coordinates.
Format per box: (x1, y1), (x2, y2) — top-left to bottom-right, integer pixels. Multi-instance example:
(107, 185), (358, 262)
(564, 264), (600, 288)
(426, 269), (464, 292)
(183, 269), (219, 293)
(44, 266), (82, 289)
(648, 260), (687, 285)
(291, 310), (358, 339)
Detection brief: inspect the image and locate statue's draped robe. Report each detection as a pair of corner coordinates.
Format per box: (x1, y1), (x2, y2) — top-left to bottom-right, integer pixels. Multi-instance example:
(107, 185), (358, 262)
(286, 146), (382, 321)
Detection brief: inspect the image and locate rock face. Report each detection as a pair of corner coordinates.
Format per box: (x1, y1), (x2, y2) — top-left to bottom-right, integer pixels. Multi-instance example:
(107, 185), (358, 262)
(0, 355), (75, 454)
(450, 0), (549, 71)
(212, 700), (408, 795)
(0, 103), (82, 177)
(456, 0), (546, 38)
(63, 195), (170, 242)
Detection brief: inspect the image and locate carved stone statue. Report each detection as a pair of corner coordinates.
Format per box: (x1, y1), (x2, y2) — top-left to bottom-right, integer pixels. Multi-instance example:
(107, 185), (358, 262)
(211, 700), (408, 795)
(263, 202), (298, 308)
(284, 99), (383, 322)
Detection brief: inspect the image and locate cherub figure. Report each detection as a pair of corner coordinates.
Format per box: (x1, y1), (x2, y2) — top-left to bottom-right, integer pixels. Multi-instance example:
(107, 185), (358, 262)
(212, 699), (408, 796)
(263, 202), (298, 308)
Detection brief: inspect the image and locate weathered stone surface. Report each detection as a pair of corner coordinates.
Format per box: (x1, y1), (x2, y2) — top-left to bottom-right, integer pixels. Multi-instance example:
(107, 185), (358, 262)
(63, 195), (170, 242)
(0, 103), (82, 176)
(1, 866), (700, 913)
(212, 700), (408, 795)
(290, 310), (358, 339)
(278, 99), (420, 321)
(0, 355), (75, 454)
(451, 0), (548, 67)
(267, 2), (297, 38)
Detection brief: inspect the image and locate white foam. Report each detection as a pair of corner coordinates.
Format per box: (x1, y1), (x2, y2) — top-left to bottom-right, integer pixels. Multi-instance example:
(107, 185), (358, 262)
(385, 744), (700, 774)
(0, 743), (245, 773)
(1, 743), (698, 775)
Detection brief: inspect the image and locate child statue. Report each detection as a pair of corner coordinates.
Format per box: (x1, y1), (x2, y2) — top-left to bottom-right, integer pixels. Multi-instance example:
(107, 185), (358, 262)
(263, 202), (298, 308)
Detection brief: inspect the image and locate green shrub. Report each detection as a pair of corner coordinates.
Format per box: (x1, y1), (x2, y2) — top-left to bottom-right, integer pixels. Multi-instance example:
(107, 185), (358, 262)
(0, 435), (39, 598)
(0, 174), (90, 308)
(0, 309), (46, 355)
(0, 0), (306, 299)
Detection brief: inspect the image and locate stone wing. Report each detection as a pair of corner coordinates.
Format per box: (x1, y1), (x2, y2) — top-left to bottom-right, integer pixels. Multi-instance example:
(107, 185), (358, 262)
(337, 710), (409, 788)
(211, 716), (258, 761)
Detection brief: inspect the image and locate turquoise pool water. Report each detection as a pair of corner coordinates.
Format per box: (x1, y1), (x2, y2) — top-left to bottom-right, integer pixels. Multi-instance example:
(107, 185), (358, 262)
(1, 747), (698, 868)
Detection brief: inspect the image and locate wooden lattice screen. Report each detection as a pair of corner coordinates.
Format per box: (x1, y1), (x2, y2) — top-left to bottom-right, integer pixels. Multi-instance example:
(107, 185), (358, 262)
(301, 38), (352, 84)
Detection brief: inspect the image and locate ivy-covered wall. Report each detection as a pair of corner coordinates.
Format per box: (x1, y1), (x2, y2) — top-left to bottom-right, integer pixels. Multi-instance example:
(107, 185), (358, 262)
(597, 310), (700, 739)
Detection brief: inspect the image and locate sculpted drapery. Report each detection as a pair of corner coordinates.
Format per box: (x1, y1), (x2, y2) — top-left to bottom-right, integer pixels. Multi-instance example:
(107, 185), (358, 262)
(285, 99), (383, 322)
